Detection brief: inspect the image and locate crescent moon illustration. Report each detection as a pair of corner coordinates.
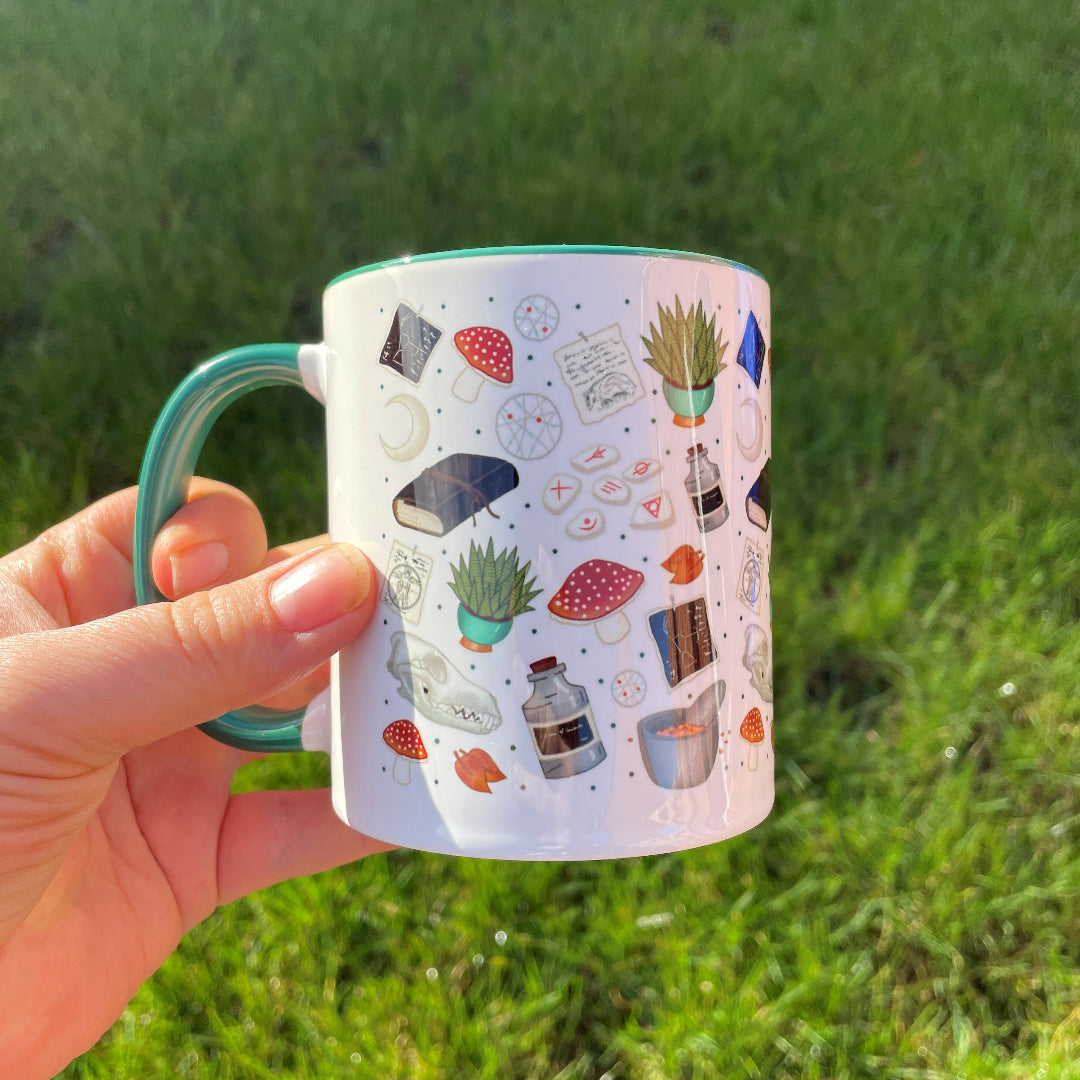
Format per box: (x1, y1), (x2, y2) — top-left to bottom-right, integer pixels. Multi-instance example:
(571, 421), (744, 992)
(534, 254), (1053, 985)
(379, 394), (430, 462)
(735, 397), (764, 461)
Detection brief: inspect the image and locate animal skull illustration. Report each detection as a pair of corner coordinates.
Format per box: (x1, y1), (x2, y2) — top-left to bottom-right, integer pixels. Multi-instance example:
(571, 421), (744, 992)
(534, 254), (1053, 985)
(742, 624), (774, 703)
(387, 631), (503, 734)
(584, 372), (638, 414)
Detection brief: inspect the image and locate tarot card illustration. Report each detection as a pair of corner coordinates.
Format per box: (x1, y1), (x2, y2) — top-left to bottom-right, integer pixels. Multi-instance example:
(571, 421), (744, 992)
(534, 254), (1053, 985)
(383, 541), (435, 624)
(736, 537), (765, 614)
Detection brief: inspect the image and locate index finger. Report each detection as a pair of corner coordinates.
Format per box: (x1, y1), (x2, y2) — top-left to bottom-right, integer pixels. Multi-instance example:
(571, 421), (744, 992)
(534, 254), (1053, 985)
(0, 480), (285, 631)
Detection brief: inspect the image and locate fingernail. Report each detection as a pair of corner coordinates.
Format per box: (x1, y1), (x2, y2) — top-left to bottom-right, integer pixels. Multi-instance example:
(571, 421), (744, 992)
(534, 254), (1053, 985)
(169, 541), (229, 595)
(269, 545), (369, 633)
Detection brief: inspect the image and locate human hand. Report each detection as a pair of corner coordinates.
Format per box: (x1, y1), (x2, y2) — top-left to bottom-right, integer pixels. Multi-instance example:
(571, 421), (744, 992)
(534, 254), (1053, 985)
(0, 480), (392, 1078)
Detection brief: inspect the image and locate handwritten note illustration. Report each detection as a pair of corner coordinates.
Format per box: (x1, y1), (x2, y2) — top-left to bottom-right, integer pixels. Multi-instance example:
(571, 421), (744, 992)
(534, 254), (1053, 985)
(383, 541), (435, 624)
(554, 324), (645, 424)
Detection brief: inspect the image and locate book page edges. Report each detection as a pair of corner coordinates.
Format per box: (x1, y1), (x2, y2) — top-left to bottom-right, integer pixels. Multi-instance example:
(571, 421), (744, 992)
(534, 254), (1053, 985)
(392, 501), (446, 536)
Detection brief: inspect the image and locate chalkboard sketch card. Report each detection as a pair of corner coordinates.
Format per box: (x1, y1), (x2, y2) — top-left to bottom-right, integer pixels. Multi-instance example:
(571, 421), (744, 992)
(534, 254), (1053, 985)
(379, 301), (443, 385)
(554, 324), (645, 424)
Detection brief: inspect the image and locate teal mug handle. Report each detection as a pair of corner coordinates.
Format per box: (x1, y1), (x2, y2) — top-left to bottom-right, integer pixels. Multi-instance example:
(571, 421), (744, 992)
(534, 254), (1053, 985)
(133, 342), (324, 753)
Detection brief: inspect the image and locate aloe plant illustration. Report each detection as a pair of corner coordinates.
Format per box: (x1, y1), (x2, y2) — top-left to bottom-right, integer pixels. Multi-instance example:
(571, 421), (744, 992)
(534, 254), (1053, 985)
(449, 538), (541, 651)
(641, 297), (728, 427)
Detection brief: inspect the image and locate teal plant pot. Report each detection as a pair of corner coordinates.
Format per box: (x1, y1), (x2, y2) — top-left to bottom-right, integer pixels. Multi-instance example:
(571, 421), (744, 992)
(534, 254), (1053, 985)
(457, 606), (513, 652)
(662, 379), (715, 427)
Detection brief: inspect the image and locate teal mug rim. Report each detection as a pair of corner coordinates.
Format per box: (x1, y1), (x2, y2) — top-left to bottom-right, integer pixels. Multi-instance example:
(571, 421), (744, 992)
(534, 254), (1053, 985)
(327, 244), (767, 289)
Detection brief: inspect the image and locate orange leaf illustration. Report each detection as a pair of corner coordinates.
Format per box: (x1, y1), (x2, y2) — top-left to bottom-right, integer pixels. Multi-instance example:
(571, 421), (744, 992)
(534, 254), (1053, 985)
(469, 747), (507, 782)
(454, 748), (507, 793)
(660, 544), (705, 584)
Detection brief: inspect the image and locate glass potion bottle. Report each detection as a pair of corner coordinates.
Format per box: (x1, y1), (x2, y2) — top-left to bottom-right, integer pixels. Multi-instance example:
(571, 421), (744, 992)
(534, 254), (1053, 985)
(521, 657), (606, 779)
(684, 444), (728, 532)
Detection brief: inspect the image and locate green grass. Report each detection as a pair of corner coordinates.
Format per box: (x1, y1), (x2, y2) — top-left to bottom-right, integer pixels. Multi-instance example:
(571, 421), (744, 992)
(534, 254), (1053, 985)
(2, 0), (1079, 1075)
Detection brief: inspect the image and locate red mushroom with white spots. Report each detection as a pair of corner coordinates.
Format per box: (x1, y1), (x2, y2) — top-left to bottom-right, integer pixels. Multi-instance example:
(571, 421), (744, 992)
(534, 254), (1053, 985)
(547, 558), (645, 644)
(383, 719), (428, 785)
(739, 707), (765, 771)
(451, 325), (514, 402)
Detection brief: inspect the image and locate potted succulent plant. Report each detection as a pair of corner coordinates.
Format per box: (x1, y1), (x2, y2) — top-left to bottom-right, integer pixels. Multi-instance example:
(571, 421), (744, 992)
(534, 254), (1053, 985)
(641, 296), (728, 427)
(449, 538), (541, 652)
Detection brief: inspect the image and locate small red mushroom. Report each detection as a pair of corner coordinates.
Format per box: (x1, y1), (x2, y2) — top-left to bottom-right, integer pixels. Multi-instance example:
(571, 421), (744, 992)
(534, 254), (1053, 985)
(739, 707), (765, 771)
(383, 719), (428, 785)
(451, 325), (514, 402)
(547, 558), (645, 644)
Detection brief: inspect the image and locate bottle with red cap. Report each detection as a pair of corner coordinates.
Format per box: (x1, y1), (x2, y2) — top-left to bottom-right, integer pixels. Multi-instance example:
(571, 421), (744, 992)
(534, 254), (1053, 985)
(684, 443), (728, 532)
(521, 657), (606, 779)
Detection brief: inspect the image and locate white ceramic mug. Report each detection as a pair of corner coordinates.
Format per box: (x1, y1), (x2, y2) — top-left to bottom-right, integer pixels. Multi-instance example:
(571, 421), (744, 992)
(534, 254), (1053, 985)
(134, 245), (774, 859)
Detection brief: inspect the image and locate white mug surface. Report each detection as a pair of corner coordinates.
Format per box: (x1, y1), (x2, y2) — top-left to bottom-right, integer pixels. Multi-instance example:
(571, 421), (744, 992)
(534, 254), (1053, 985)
(317, 248), (773, 858)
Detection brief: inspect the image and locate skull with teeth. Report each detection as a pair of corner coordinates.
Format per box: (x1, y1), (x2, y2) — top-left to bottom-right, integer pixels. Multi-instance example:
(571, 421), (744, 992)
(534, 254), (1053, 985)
(387, 631), (503, 735)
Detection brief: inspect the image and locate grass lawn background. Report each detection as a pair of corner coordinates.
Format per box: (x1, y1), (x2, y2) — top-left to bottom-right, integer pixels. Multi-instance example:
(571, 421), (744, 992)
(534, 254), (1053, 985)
(2, 0), (1079, 1076)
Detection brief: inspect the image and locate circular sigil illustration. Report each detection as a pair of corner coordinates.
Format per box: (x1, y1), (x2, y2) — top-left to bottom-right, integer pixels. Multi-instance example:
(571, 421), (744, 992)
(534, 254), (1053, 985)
(611, 669), (647, 708)
(513, 294), (559, 341)
(495, 392), (563, 460)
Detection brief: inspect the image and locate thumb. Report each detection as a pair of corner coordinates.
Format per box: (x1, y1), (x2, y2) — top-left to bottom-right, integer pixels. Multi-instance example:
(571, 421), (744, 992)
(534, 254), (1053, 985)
(1, 543), (375, 768)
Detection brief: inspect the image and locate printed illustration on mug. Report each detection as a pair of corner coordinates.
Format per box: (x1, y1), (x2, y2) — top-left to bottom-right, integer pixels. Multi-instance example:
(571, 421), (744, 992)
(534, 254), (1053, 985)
(637, 679), (726, 790)
(641, 297), (728, 428)
(553, 324), (645, 425)
(379, 301), (443, 385)
(387, 631), (503, 734)
(391, 453), (519, 537)
(448, 538), (541, 652)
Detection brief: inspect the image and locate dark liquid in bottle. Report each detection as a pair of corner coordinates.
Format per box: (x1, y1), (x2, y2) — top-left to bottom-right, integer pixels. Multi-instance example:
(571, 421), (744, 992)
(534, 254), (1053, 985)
(533, 713), (595, 756)
(692, 483), (725, 519)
